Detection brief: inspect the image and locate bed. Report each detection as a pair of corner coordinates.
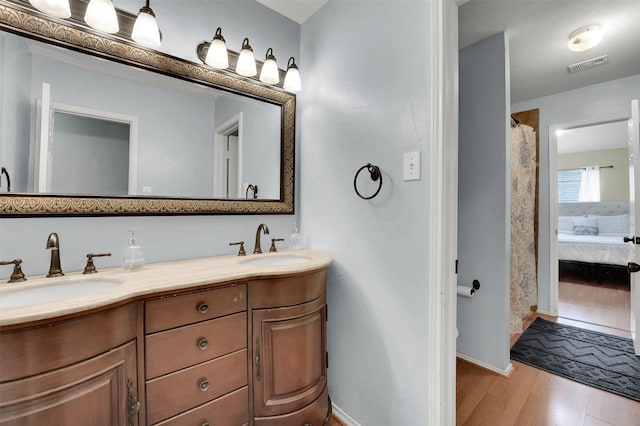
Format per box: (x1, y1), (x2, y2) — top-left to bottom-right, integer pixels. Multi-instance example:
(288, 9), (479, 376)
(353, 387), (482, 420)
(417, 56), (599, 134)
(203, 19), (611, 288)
(557, 202), (633, 282)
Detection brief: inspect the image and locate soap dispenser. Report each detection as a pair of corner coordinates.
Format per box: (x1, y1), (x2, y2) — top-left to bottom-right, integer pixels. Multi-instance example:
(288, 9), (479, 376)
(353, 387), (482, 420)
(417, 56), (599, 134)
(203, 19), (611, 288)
(290, 222), (301, 249)
(122, 229), (145, 271)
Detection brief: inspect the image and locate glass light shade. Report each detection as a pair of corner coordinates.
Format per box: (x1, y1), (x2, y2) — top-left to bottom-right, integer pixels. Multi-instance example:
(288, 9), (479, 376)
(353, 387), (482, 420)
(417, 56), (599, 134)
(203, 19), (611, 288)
(236, 38), (257, 77)
(84, 0), (119, 34)
(283, 57), (301, 93)
(205, 28), (228, 69)
(567, 25), (602, 52)
(29, 0), (71, 18)
(132, 7), (161, 48)
(259, 48), (279, 84)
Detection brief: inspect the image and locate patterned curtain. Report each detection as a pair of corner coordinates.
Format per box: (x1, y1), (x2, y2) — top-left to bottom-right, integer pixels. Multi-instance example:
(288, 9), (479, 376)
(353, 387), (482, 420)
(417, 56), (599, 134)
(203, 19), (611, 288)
(510, 124), (538, 333)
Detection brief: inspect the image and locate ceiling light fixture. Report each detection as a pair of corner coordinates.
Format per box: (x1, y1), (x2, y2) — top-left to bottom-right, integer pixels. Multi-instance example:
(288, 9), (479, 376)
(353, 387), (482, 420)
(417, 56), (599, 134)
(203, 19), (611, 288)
(132, 0), (161, 48)
(259, 48), (280, 84)
(29, 0), (71, 18)
(283, 57), (301, 93)
(236, 38), (257, 77)
(204, 27), (229, 69)
(567, 25), (602, 52)
(84, 0), (119, 34)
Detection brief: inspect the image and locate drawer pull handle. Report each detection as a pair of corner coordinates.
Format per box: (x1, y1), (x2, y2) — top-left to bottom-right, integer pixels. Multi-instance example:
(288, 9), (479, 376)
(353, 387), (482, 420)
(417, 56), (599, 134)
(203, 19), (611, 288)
(197, 338), (209, 350)
(197, 303), (209, 314)
(199, 379), (210, 392)
(201, 423), (211, 426)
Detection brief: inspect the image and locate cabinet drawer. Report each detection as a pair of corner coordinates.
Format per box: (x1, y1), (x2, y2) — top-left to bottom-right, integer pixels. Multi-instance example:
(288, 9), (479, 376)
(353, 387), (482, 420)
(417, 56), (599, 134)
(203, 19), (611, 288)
(146, 349), (247, 424)
(154, 386), (249, 426)
(254, 386), (329, 426)
(249, 270), (326, 309)
(146, 312), (246, 379)
(145, 284), (246, 333)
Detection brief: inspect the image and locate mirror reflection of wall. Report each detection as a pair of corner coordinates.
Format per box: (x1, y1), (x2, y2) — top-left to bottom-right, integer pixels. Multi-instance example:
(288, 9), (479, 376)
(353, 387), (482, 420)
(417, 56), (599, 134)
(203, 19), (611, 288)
(50, 112), (130, 195)
(556, 120), (629, 203)
(0, 30), (282, 200)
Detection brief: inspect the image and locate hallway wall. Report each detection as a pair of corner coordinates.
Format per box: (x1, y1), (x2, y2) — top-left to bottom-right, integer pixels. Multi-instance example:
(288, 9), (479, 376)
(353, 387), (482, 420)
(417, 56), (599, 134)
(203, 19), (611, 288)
(457, 32), (512, 372)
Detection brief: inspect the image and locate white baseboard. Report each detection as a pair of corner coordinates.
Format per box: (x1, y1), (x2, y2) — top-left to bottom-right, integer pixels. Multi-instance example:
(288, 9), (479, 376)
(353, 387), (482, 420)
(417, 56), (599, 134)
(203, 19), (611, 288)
(332, 402), (362, 426)
(456, 353), (513, 376)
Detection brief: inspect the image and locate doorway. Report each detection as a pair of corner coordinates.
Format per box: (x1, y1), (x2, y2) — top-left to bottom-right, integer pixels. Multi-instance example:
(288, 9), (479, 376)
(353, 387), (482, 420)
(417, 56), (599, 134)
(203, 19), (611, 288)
(213, 113), (243, 198)
(549, 116), (632, 332)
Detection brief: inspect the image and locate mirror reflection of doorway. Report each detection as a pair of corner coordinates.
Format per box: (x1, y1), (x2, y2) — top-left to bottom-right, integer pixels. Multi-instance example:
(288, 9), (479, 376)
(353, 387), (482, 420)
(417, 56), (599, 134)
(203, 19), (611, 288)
(213, 112), (243, 199)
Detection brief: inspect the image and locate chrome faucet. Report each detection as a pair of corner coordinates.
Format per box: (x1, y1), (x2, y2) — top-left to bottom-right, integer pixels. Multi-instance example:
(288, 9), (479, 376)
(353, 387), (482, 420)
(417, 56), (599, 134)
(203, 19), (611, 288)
(46, 232), (64, 277)
(254, 224), (270, 254)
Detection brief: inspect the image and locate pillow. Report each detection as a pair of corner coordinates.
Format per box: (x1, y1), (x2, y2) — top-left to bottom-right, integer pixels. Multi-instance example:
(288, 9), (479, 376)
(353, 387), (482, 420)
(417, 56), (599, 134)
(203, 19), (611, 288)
(558, 216), (583, 233)
(593, 214), (629, 234)
(572, 217), (598, 235)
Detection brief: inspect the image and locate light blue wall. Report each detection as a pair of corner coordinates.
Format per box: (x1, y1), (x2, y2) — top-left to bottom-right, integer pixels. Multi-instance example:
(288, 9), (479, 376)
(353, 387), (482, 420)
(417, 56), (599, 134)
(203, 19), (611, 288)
(0, 1), (300, 278)
(513, 73), (640, 313)
(457, 32), (511, 372)
(300, 1), (432, 424)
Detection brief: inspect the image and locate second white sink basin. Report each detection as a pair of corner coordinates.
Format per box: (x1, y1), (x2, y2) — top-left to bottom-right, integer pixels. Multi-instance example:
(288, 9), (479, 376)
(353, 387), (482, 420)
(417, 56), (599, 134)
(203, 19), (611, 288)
(0, 280), (122, 309)
(241, 254), (311, 267)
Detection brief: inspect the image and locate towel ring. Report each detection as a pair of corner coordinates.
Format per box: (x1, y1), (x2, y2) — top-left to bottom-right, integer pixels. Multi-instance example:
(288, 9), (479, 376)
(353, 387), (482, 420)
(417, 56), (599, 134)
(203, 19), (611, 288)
(354, 163), (383, 200)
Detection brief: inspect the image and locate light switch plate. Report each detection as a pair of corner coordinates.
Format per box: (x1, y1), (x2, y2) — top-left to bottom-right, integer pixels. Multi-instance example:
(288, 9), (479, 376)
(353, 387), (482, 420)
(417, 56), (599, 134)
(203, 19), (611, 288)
(403, 151), (421, 181)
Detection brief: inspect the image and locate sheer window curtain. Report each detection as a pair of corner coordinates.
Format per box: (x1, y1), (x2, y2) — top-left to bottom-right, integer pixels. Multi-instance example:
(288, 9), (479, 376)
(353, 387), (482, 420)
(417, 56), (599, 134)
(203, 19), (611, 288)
(579, 166), (600, 202)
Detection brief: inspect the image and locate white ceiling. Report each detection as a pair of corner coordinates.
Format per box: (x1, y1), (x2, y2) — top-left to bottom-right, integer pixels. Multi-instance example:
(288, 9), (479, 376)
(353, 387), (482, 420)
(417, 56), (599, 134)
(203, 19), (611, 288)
(557, 120), (629, 154)
(459, 0), (640, 104)
(256, 0), (328, 24)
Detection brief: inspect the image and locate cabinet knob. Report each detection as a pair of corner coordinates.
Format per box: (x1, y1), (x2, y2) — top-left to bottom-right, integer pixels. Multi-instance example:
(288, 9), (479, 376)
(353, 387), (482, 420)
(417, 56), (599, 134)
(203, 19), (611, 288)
(197, 303), (209, 314)
(198, 379), (210, 392)
(197, 338), (209, 350)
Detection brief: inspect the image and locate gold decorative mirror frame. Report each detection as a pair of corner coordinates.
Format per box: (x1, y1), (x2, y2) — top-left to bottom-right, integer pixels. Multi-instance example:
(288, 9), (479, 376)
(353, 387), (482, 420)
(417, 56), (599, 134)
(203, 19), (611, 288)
(0, 1), (295, 216)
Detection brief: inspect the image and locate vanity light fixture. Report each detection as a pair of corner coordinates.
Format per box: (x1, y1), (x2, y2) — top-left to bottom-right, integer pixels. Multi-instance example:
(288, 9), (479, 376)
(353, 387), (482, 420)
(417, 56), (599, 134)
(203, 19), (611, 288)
(132, 0), (161, 48)
(259, 48), (280, 84)
(236, 38), (257, 77)
(567, 25), (602, 52)
(84, 0), (119, 34)
(29, 0), (71, 18)
(283, 57), (301, 93)
(204, 27), (229, 69)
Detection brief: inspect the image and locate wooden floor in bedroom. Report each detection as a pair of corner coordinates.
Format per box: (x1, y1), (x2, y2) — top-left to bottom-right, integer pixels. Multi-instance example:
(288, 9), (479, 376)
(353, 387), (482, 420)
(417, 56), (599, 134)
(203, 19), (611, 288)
(458, 270), (639, 426)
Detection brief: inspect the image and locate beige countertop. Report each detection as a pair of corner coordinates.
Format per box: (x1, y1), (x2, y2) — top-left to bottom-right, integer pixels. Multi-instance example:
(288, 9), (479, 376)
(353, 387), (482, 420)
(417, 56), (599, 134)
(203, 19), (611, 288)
(0, 250), (332, 327)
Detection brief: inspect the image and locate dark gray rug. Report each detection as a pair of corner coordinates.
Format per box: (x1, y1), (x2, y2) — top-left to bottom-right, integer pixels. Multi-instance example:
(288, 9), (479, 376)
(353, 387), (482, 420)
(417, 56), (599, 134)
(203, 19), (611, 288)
(510, 317), (640, 402)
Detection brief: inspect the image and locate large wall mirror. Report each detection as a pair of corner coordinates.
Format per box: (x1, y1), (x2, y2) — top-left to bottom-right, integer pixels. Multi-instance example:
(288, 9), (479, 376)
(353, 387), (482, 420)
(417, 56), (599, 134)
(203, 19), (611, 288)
(0, 0), (295, 216)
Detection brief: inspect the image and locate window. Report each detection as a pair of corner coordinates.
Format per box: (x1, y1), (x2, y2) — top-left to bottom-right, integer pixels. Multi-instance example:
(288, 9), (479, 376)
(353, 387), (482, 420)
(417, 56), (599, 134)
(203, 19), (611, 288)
(558, 166), (601, 203)
(557, 169), (581, 202)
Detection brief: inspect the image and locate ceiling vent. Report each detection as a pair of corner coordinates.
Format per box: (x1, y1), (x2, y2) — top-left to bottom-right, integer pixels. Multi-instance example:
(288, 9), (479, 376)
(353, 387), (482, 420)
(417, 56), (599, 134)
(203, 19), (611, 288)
(567, 55), (609, 73)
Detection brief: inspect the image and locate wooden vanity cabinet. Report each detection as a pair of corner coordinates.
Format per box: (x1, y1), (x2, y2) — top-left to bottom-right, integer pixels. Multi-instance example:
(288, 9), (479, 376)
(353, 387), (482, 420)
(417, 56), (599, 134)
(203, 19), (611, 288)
(143, 283), (249, 425)
(250, 270), (330, 425)
(0, 305), (140, 426)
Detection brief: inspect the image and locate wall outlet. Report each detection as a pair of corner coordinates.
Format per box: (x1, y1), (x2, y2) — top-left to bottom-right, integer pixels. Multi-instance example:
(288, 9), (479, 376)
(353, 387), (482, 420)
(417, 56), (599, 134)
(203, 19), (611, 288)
(403, 151), (421, 181)
(142, 186), (152, 193)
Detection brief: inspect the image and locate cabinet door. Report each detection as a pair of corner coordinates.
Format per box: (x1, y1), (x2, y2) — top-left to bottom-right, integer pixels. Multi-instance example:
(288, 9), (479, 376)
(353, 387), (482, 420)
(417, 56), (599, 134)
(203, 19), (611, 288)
(253, 295), (327, 417)
(0, 340), (138, 426)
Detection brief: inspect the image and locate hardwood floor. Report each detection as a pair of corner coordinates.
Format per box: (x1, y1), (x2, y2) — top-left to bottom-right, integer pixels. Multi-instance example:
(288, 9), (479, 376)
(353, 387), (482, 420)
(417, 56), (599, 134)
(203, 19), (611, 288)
(457, 276), (639, 426)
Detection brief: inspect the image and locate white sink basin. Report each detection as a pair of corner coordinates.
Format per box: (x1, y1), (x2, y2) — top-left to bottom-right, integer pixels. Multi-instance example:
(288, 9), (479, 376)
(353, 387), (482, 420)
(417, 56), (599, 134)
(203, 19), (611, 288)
(241, 254), (311, 267)
(0, 280), (122, 309)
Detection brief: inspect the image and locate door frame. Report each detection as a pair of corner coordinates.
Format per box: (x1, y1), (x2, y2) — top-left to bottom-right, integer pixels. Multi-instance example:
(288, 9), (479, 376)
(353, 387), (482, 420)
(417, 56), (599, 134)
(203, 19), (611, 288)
(428, 0), (458, 424)
(213, 113), (243, 198)
(548, 112), (629, 315)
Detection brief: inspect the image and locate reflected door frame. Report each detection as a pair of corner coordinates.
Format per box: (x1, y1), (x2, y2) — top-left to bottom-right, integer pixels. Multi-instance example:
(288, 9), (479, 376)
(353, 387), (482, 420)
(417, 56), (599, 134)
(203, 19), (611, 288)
(34, 83), (139, 195)
(548, 111), (629, 315)
(213, 113), (243, 198)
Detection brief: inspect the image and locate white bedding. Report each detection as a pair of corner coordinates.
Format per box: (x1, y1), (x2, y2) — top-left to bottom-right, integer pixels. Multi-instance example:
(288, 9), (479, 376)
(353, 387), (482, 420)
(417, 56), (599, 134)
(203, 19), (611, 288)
(558, 232), (632, 266)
